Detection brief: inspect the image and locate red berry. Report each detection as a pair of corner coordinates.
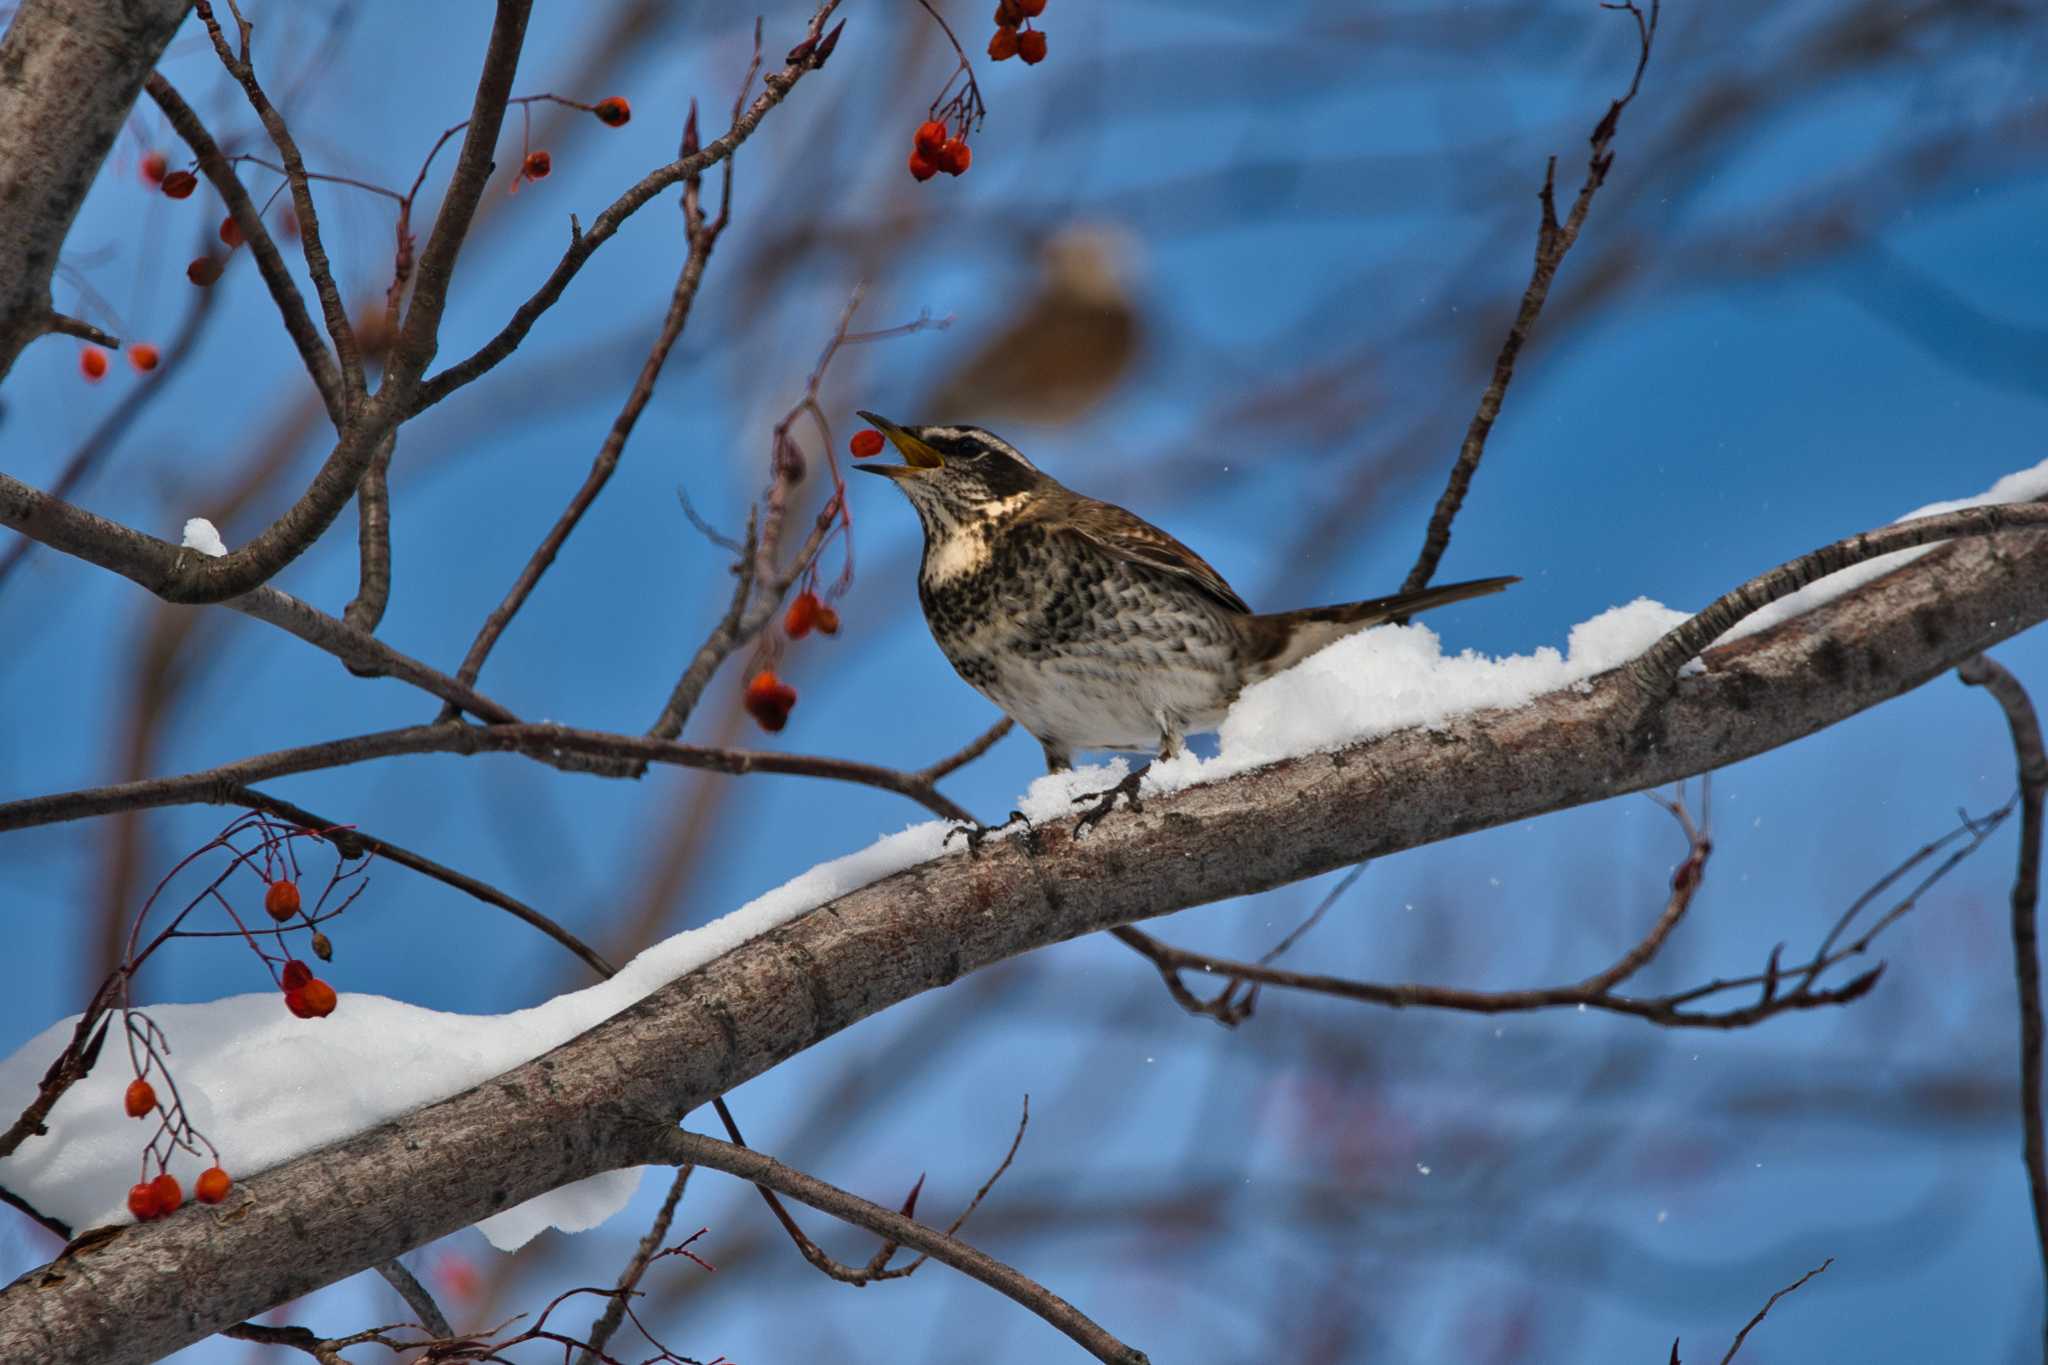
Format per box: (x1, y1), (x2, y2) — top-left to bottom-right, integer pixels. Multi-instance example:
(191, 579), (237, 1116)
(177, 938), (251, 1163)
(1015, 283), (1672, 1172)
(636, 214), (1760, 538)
(127, 1182), (161, 1221)
(218, 214), (244, 248)
(186, 255), (223, 287)
(160, 170), (198, 199)
(1017, 28), (1047, 63)
(281, 959), (313, 990)
(743, 670), (798, 732)
(994, 0), (1024, 23)
(850, 428), (885, 458)
(284, 986), (315, 1019)
(128, 343), (160, 372)
(523, 150), (551, 180)
(264, 879), (301, 922)
(195, 1166), (232, 1204)
(814, 603), (840, 636)
(278, 208), (300, 242)
(593, 96), (632, 127)
(79, 347), (108, 381)
(297, 978), (338, 1018)
(908, 149), (939, 182)
(151, 1172), (182, 1216)
(784, 591), (820, 640)
(937, 139), (972, 176)
(124, 1078), (156, 1118)
(914, 120), (949, 154)
(140, 151), (168, 186)
(1016, 0), (1045, 13)
(988, 26), (1019, 60)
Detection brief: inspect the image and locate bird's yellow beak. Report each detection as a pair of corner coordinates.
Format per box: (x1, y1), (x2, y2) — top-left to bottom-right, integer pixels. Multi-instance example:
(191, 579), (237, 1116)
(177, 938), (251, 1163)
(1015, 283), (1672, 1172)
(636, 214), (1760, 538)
(854, 411), (944, 470)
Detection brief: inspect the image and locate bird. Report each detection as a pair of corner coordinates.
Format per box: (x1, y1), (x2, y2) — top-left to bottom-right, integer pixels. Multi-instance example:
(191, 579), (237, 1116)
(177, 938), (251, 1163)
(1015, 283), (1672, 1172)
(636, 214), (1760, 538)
(919, 225), (1143, 428)
(853, 412), (1517, 798)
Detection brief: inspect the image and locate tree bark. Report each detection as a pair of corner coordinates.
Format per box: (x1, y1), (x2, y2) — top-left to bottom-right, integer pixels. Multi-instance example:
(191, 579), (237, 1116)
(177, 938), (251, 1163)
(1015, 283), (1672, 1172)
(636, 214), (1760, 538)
(0, 0), (192, 380)
(0, 528), (2043, 1363)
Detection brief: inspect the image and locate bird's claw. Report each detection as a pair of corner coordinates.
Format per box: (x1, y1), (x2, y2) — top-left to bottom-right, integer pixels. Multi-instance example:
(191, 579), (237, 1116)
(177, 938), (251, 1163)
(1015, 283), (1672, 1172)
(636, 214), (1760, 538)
(944, 809), (1034, 856)
(1071, 766), (1148, 838)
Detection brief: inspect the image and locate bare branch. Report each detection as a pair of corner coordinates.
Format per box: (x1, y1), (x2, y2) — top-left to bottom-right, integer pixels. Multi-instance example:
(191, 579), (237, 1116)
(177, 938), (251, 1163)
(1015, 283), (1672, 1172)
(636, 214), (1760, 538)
(408, 2), (844, 414)
(446, 192), (728, 700)
(1400, 0), (1660, 595)
(1625, 502), (2048, 712)
(0, 721), (977, 834)
(192, 0), (366, 406)
(1116, 795), (2000, 1030)
(650, 1125), (1147, 1365)
(230, 787), (616, 979)
(1718, 1258), (1831, 1364)
(142, 72), (344, 422)
(919, 718), (1017, 784)
(1958, 652), (2048, 1353)
(574, 1166), (692, 1365)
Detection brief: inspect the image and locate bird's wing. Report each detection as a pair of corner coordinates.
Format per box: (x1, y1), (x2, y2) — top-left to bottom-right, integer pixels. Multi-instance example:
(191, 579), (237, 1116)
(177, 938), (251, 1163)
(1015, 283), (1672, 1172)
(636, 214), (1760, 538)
(1032, 495), (1253, 615)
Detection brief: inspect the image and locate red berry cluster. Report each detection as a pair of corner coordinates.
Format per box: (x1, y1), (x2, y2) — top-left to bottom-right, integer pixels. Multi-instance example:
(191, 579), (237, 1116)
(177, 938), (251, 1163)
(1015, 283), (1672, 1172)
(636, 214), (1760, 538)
(126, 1165), (233, 1220)
(744, 670), (799, 732)
(989, 0), (1048, 64)
(784, 590), (840, 639)
(280, 955), (338, 1019)
(909, 119), (972, 182)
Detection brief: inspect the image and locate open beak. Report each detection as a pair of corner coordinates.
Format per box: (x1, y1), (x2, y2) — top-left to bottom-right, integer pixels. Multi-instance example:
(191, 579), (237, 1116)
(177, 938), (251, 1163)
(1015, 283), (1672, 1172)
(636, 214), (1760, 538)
(852, 411), (943, 477)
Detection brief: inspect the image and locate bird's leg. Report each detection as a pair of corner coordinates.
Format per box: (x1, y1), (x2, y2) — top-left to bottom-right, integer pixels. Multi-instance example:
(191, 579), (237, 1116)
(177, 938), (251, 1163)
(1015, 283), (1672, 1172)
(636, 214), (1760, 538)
(943, 808), (1037, 857)
(1072, 716), (1179, 838)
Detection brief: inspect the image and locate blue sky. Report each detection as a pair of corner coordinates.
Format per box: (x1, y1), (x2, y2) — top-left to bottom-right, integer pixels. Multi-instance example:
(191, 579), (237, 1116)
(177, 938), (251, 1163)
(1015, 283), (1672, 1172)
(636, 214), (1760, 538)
(3, 1), (2047, 1360)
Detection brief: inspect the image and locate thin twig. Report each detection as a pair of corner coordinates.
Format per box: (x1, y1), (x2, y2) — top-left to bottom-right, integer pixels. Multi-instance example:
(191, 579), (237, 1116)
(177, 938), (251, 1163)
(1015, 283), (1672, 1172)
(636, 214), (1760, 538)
(143, 72), (343, 422)
(408, 1), (842, 415)
(1118, 795), (2000, 1030)
(649, 1125), (1147, 1365)
(575, 1165), (691, 1365)
(1400, 0), (1659, 596)
(192, 0), (364, 407)
(0, 720), (977, 833)
(1625, 502), (2048, 711)
(1959, 652), (2048, 1353)
(1718, 1258), (1831, 1364)
(711, 1094), (1027, 1284)
(918, 717), (1016, 784)
(230, 786), (615, 977)
(42, 313), (118, 347)
(443, 168), (730, 706)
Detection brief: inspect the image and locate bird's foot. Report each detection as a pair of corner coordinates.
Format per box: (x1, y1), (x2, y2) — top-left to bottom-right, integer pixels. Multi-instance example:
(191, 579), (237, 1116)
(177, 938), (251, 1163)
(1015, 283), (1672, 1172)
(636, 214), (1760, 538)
(1072, 765), (1149, 839)
(943, 809), (1035, 857)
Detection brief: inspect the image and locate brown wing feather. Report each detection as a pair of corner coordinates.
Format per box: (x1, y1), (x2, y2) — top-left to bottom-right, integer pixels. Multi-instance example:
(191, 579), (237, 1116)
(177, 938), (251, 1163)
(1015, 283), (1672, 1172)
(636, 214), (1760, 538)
(1025, 492), (1252, 615)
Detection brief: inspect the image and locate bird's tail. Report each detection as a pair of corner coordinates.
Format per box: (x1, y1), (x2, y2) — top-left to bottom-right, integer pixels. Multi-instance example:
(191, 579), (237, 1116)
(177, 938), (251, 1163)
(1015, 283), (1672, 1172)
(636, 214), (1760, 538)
(1237, 575), (1518, 683)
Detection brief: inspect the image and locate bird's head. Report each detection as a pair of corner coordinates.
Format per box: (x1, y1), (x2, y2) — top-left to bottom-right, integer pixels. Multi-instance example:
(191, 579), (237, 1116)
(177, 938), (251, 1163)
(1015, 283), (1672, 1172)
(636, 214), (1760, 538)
(851, 412), (1047, 533)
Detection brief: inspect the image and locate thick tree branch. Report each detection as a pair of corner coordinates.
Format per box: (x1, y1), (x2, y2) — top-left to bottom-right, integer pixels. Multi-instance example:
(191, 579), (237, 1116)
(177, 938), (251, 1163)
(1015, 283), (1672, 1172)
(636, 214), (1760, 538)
(0, 0), (190, 381)
(2, 512), (2044, 1364)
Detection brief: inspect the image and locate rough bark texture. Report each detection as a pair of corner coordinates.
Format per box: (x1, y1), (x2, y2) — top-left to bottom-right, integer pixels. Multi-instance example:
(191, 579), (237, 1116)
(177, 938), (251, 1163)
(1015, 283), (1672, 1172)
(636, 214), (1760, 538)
(0, 0), (191, 380)
(1, 530), (2044, 1362)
